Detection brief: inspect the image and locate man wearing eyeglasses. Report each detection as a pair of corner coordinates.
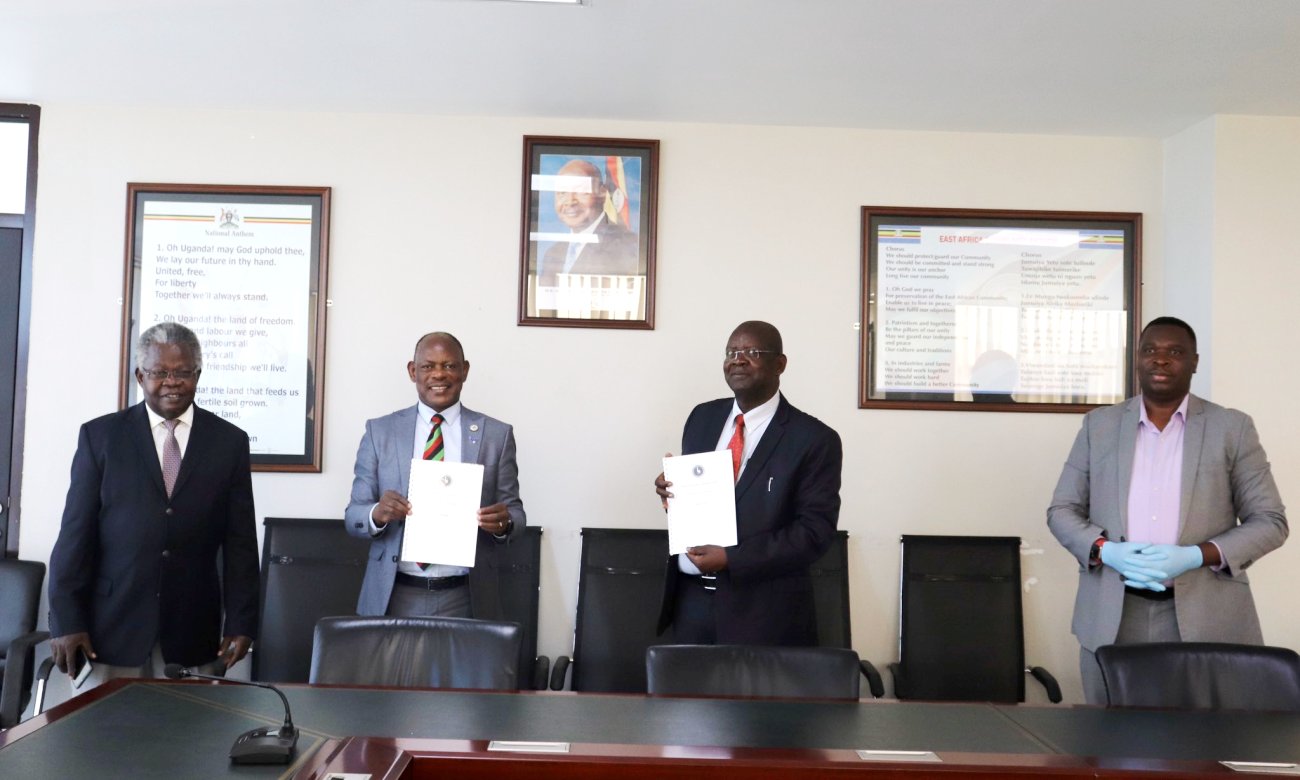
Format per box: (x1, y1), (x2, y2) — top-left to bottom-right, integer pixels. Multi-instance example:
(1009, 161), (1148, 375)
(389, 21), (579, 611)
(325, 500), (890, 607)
(654, 321), (843, 645)
(48, 322), (260, 692)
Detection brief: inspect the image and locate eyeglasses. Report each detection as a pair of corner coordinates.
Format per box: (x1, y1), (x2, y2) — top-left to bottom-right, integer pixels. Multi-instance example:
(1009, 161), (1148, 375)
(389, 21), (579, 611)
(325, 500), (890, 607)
(141, 369), (200, 381)
(724, 349), (777, 362)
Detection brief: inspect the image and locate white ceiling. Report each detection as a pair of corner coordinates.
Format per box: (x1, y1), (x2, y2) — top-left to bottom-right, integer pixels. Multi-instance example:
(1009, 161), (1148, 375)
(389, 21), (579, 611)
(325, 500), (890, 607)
(4, 0), (1299, 138)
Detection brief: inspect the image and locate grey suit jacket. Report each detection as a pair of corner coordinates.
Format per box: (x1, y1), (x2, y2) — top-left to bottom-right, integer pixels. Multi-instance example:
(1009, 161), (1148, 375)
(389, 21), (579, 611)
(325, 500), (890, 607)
(344, 404), (526, 618)
(1047, 394), (1287, 651)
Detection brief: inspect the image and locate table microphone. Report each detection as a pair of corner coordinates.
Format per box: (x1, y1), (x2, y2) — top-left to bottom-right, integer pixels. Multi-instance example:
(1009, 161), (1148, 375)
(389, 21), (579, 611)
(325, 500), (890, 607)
(163, 663), (298, 764)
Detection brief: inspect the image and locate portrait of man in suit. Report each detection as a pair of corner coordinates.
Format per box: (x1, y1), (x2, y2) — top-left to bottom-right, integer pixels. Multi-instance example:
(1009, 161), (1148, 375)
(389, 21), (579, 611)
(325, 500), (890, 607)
(535, 158), (641, 288)
(1048, 316), (1288, 703)
(654, 320), (843, 645)
(345, 331), (525, 619)
(48, 322), (260, 690)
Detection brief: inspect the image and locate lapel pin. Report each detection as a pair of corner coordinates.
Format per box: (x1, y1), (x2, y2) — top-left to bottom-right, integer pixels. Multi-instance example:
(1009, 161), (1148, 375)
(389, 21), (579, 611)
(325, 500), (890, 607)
(469, 424), (480, 432)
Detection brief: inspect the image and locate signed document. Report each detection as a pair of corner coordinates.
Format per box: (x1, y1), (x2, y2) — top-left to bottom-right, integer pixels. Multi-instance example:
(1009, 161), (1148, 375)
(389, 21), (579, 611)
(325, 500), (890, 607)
(664, 450), (738, 555)
(400, 459), (485, 567)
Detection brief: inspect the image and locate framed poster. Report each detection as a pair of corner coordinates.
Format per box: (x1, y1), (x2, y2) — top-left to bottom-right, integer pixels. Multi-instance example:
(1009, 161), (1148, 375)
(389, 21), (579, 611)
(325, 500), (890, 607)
(120, 183), (330, 471)
(860, 206), (1141, 413)
(518, 135), (658, 329)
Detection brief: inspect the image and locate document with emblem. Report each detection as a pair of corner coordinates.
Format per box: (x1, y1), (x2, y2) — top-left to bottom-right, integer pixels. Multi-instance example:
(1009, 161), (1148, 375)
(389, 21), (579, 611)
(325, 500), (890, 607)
(664, 450), (738, 554)
(400, 459), (484, 567)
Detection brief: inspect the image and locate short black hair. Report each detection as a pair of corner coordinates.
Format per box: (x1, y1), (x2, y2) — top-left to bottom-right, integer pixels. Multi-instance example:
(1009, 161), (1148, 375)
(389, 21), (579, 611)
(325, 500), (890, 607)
(1140, 316), (1197, 351)
(413, 331), (466, 362)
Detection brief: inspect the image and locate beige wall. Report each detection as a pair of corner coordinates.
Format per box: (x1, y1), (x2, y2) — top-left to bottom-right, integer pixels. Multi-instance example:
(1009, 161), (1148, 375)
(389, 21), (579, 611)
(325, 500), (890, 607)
(20, 105), (1293, 705)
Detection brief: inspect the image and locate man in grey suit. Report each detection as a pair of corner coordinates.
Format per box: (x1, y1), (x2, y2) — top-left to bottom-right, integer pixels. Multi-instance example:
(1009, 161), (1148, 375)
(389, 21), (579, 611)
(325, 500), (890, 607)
(345, 332), (525, 619)
(1048, 316), (1287, 704)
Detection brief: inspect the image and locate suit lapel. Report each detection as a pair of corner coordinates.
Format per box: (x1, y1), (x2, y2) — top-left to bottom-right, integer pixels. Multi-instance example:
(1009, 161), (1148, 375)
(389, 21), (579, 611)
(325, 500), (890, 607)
(461, 406), (485, 464)
(394, 405), (420, 497)
(128, 403), (168, 498)
(736, 396), (787, 501)
(1179, 395), (1207, 538)
(1116, 397), (1140, 536)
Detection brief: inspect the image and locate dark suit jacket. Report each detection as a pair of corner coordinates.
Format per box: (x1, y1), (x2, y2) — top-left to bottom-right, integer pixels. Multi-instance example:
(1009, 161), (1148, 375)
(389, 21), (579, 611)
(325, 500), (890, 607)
(658, 394), (842, 645)
(48, 403), (260, 667)
(537, 218), (641, 286)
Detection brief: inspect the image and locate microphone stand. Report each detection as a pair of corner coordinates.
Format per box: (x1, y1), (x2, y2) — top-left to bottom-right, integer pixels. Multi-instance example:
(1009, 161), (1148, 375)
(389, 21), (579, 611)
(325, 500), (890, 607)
(164, 664), (298, 764)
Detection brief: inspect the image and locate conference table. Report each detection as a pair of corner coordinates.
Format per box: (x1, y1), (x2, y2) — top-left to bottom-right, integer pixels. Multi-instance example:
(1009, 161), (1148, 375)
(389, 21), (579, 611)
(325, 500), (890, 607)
(2, 680), (1299, 778)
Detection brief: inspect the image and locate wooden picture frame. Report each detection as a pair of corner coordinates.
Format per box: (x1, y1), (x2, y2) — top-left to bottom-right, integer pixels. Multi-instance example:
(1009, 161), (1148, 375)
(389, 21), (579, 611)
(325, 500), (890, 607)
(518, 136), (658, 329)
(121, 183), (330, 471)
(860, 206), (1141, 413)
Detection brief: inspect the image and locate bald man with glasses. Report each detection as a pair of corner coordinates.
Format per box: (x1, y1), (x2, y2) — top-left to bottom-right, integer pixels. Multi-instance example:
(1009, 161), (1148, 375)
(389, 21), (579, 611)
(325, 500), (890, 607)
(654, 320), (843, 646)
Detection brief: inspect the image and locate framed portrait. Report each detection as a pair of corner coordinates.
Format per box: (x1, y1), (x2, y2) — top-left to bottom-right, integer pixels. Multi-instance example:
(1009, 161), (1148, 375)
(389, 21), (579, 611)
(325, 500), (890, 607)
(860, 206), (1142, 413)
(120, 183), (330, 471)
(518, 136), (658, 329)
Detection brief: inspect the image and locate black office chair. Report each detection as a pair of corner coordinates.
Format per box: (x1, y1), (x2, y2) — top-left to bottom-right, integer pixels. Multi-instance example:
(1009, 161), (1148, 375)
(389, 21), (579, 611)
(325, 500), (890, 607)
(887, 535), (1061, 703)
(550, 528), (671, 692)
(0, 559), (50, 729)
(309, 616), (522, 690)
(646, 644), (862, 700)
(1097, 642), (1300, 711)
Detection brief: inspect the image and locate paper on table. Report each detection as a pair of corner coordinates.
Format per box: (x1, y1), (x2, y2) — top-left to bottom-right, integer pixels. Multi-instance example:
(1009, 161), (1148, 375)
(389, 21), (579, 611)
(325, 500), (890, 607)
(400, 459), (485, 568)
(664, 450), (738, 555)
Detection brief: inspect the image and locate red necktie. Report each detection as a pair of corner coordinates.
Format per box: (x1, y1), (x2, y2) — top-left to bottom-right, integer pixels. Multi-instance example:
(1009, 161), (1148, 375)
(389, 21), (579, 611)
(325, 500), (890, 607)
(727, 413), (745, 482)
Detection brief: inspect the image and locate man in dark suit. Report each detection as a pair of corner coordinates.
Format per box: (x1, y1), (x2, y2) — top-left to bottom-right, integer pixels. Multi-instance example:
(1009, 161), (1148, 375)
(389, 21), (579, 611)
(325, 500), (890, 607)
(535, 158), (640, 287)
(655, 321), (843, 645)
(48, 322), (259, 690)
(345, 332), (525, 619)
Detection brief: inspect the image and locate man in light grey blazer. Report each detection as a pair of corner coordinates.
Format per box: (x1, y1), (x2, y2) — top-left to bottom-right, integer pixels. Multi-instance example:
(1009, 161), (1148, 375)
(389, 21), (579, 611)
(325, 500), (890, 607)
(346, 332), (525, 619)
(1048, 316), (1287, 704)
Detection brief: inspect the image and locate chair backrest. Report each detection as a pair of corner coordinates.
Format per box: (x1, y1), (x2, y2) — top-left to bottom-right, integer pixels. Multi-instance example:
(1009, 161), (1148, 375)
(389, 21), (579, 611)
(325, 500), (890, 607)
(570, 528), (671, 692)
(491, 525), (545, 688)
(309, 616), (522, 690)
(811, 530), (851, 649)
(1097, 642), (1300, 711)
(646, 644), (861, 700)
(0, 559), (44, 661)
(895, 534), (1025, 702)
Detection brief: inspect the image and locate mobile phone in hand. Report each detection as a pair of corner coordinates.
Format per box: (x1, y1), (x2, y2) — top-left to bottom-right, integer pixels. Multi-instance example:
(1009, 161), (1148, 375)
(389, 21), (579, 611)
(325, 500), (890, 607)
(71, 649), (94, 689)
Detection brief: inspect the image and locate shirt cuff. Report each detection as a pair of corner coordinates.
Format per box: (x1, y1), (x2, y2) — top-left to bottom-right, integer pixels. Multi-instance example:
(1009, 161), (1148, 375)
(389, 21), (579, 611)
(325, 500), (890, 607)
(368, 503), (385, 537)
(1209, 540), (1227, 572)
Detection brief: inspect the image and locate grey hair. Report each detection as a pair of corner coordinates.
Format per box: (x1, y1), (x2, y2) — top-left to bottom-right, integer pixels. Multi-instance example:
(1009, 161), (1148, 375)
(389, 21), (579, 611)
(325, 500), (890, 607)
(135, 321), (203, 369)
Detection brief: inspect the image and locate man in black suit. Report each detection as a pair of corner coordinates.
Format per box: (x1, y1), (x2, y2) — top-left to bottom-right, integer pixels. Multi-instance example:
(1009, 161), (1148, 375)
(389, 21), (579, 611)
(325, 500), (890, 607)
(655, 321), (843, 645)
(48, 322), (260, 689)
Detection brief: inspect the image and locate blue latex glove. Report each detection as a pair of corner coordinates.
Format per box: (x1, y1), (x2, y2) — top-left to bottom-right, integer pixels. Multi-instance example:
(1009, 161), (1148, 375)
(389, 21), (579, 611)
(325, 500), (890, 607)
(1126, 543), (1203, 581)
(1098, 540), (1168, 590)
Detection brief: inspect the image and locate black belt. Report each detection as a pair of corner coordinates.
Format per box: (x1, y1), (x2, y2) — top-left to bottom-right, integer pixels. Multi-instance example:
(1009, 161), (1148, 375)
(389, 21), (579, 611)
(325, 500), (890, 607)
(1125, 585), (1175, 601)
(395, 573), (468, 591)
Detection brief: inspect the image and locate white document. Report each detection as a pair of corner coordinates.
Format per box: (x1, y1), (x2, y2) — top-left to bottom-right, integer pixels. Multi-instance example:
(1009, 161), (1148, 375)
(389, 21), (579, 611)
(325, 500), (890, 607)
(664, 450), (738, 555)
(400, 459), (484, 567)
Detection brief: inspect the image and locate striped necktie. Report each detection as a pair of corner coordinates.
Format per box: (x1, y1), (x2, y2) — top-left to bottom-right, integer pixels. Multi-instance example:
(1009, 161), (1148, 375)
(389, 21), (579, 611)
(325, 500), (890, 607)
(418, 414), (445, 572)
(423, 413), (445, 461)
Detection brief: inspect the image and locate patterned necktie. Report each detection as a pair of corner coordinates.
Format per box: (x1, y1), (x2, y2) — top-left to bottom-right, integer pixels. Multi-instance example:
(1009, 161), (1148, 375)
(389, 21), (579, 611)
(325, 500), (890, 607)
(418, 414), (445, 572)
(162, 419), (181, 498)
(727, 413), (745, 482)
(423, 413), (445, 461)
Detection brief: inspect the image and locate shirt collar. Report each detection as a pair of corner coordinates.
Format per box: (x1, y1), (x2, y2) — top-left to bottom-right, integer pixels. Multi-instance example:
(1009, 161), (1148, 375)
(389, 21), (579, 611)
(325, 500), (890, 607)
(145, 402), (194, 430)
(729, 391), (780, 429)
(418, 400), (461, 427)
(1138, 393), (1189, 428)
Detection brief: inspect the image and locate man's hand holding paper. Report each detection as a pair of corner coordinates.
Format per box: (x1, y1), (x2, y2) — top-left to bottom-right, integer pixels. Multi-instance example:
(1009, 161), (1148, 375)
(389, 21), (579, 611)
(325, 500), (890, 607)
(664, 450), (738, 555)
(401, 459), (485, 568)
